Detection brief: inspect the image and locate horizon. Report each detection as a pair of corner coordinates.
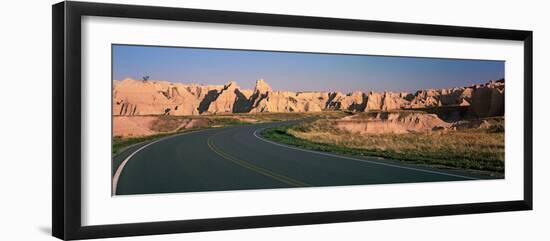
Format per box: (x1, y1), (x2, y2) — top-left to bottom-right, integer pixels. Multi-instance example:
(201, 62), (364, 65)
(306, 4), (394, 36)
(113, 44), (504, 93)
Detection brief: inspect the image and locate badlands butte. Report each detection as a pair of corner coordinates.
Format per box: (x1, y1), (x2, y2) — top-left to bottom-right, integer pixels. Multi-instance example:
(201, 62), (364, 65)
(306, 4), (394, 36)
(114, 78), (504, 117)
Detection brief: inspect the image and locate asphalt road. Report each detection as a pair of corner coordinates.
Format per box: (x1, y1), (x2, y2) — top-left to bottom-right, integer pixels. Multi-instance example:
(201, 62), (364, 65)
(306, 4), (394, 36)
(112, 121), (495, 195)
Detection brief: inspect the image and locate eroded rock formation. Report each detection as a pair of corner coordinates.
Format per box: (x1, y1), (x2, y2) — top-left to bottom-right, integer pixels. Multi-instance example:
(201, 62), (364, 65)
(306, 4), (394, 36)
(113, 78), (504, 117)
(113, 79), (224, 116)
(335, 112), (452, 134)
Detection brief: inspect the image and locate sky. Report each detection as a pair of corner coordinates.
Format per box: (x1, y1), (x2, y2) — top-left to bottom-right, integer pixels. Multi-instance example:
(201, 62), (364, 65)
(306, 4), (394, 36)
(112, 44), (504, 93)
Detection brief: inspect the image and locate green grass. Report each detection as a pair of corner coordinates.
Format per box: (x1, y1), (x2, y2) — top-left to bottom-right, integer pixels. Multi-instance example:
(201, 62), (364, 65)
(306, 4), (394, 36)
(261, 124), (504, 175)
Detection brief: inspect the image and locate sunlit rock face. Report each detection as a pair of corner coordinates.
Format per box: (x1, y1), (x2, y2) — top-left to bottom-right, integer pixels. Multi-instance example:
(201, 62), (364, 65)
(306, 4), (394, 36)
(113, 78), (504, 117)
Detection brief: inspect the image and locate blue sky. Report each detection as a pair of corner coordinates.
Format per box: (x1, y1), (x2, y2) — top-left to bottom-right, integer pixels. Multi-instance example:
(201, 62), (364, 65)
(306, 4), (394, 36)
(112, 44), (504, 93)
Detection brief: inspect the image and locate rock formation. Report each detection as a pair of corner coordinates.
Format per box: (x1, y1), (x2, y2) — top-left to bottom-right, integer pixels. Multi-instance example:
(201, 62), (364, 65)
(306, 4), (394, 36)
(113, 78), (504, 117)
(469, 82), (504, 117)
(113, 79), (223, 116)
(335, 112), (451, 134)
(327, 91), (367, 112)
(206, 81), (242, 114)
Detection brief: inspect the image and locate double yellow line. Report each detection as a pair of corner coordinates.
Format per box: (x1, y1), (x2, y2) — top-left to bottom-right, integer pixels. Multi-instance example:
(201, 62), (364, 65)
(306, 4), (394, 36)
(207, 132), (310, 187)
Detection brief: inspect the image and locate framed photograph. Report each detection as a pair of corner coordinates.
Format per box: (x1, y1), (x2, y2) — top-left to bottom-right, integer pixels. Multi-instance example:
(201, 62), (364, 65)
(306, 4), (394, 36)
(52, 1), (533, 240)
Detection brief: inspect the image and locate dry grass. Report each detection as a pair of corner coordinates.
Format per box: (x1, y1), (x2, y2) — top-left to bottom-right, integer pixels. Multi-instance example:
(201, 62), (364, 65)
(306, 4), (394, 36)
(291, 126), (504, 163)
(290, 120), (504, 157)
(263, 118), (505, 173)
(212, 111), (349, 122)
(149, 116), (190, 132)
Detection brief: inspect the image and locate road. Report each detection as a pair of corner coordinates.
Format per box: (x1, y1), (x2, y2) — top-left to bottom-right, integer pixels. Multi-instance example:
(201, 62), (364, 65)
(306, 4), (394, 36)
(112, 121), (494, 195)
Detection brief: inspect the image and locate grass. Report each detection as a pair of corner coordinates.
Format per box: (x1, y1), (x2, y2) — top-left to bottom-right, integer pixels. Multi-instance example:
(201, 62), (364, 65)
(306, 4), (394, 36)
(208, 117), (251, 126)
(261, 119), (505, 174)
(149, 116), (192, 132)
(208, 111), (349, 122)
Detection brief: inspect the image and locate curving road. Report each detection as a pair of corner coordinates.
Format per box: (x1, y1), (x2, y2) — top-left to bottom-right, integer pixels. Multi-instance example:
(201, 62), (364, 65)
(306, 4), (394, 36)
(112, 121), (494, 195)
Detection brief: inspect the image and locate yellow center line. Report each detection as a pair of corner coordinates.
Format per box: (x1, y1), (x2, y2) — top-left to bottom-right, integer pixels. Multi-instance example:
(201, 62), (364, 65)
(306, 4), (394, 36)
(206, 131), (311, 187)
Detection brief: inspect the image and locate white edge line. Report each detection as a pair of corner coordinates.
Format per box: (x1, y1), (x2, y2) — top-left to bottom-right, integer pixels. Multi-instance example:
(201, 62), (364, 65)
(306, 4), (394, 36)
(111, 129), (214, 196)
(252, 128), (479, 180)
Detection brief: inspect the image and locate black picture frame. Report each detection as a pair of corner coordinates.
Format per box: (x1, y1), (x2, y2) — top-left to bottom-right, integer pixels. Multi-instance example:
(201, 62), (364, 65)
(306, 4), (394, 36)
(52, 1), (533, 240)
